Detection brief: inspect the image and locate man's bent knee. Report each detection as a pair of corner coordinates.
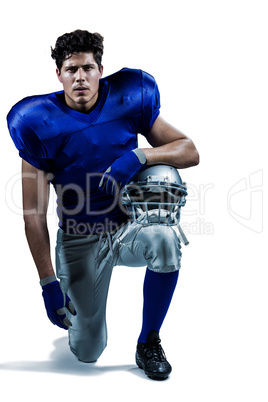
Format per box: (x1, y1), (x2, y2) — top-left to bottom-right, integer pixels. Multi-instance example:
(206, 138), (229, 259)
(68, 324), (107, 363)
(70, 341), (106, 363)
(139, 225), (182, 273)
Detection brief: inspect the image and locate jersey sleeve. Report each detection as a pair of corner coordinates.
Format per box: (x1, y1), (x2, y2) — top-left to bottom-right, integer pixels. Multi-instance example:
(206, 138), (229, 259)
(140, 70), (161, 136)
(7, 107), (52, 172)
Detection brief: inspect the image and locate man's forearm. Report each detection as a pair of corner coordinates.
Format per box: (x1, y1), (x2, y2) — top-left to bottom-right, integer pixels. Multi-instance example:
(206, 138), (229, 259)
(24, 215), (55, 280)
(141, 138), (199, 169)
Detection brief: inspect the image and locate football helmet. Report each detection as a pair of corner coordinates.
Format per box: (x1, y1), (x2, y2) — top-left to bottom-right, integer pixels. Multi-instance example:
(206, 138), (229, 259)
(121, 164), (187, 226)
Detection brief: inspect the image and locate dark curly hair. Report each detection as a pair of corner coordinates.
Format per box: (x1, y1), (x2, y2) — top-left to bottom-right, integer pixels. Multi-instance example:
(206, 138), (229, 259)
(51, 29), (104, 71)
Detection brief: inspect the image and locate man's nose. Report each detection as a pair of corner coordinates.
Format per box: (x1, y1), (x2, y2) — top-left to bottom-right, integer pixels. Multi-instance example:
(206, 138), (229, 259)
(75, 68), (85, 81)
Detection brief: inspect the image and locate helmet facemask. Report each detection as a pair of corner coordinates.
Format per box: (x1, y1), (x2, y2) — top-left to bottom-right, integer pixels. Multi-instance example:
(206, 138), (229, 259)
(121, 165), (187, 226)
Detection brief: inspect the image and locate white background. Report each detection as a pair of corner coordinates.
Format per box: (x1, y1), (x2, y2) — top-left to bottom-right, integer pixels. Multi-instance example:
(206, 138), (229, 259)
(0, 0), (267, 400)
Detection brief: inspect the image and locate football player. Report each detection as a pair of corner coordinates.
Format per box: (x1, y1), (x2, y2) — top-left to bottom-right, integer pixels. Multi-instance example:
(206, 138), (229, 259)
(7, 30), (199, 380)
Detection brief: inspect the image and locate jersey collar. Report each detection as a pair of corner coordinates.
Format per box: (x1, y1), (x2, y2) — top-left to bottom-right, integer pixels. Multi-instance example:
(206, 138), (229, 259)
(49, 79), (109, 124)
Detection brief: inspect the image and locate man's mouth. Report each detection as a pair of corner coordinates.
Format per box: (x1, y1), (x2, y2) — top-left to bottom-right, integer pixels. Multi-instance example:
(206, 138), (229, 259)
(74, 87), (89, 92)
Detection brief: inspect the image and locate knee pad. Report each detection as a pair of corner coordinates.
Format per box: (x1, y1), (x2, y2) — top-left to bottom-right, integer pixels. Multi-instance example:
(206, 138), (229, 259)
(68, 319), (108, 363)
(139, 225), (182, 273)
(70, 341), (106, 363)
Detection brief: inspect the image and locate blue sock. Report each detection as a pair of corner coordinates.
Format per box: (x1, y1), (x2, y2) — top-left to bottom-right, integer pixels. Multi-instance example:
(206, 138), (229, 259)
(138, 268), (179, 344)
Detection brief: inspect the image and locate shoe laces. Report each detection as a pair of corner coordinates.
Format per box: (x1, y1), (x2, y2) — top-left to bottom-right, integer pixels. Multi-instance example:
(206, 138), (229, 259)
(144, 340), (166, 362)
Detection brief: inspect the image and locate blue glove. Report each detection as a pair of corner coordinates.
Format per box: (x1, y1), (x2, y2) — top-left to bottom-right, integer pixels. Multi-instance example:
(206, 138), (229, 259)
(99, 148), (146, 195)
(41, 275), (77, 330)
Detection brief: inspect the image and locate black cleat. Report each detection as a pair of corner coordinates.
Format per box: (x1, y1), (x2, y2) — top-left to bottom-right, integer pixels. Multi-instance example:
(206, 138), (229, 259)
(136, 330), (172, 380)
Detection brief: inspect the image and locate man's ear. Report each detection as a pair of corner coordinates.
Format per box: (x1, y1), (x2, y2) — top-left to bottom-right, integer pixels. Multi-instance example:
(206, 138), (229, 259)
(99, 65), (104, 78)
(56, 68), (63, 83)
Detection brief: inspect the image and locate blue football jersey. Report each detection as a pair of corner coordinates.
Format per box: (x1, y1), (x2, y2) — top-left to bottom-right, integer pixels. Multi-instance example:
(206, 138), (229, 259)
(7, 68), (160, 233)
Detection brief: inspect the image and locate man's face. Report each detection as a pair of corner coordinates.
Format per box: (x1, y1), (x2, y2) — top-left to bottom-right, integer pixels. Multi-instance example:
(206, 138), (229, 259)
(56, 52), (103, 113)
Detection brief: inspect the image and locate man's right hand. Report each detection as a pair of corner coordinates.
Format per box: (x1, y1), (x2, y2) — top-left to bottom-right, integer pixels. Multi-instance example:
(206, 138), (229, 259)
(41, 275), (77, 330)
